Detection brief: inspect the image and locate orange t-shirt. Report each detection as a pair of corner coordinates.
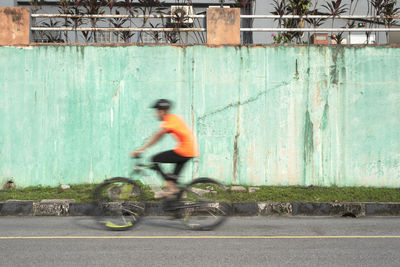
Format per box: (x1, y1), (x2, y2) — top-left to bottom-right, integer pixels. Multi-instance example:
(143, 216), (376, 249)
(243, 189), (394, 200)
(161, 114), (199, 157)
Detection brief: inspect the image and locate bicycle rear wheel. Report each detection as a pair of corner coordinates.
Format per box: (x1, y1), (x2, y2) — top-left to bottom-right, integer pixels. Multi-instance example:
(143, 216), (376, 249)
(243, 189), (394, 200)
(179, 178), (231, 231)
(92, 177), (145, 231)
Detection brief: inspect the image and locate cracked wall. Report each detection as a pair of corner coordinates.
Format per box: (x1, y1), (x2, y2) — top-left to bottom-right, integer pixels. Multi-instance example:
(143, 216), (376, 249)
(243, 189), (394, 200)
(0, 45), (399, 187)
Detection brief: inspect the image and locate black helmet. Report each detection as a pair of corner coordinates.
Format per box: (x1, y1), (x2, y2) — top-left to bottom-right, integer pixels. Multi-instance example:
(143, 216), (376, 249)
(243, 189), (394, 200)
(151, 99), (172, 110)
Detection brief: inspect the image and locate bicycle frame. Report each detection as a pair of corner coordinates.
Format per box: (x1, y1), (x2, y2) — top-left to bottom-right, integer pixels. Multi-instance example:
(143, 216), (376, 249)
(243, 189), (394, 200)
(128, 159), (155, 182)
(93, 159), (230, 231)
(129, 157), (186, 188)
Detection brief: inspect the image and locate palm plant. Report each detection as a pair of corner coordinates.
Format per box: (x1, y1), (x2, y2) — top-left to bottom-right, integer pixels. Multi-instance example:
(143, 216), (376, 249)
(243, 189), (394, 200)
(290, 0), (311, 40)
(59, 0), (73, 42)
(305, 8), (327, 28)
(331, 31), (345, 44)
(30, 0), (44, 13)
(323, 0), (348, 45)
(287, 0), (311, 16)
(41, 19), (62, 42)
(80, 0), (108, 42)
(136, 0), (168, 43)
(272, 0), (288, 29)
(304, 8), (327, 45)
(383, 0), (400, 28)
(110, 9), (135, 43)
(370, 0), (400, 43)
(69, 1), (84, 43)
(271, 0), (311, 44)
(148, 22), (163, 43)
(30, 0), (45, 42)
(322, 0), (348, 27)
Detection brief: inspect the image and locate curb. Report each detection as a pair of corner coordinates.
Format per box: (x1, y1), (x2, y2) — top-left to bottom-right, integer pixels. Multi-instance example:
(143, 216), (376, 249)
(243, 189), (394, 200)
(365, 203), (400, 216)
(1, 201), (400, 216)
(1, 200), (33, 216)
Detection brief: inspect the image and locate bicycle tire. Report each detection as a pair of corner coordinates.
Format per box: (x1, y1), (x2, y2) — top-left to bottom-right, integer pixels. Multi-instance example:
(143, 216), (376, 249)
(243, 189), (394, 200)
(178, 177), (231, 231)
(92, 177), (145, 231)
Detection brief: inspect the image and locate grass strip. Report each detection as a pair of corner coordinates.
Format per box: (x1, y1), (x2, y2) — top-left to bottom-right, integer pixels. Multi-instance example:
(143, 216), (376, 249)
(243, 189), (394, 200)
(1, 184), (400, 203)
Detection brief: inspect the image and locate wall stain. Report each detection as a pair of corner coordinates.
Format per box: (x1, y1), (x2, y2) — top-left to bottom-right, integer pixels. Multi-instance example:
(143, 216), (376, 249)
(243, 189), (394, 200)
(303, 110), (314, 184)
(330, 46), (344, 85)
(113, 81), (120, 100)
(209, 9), (238, 24)
(232, 102), (241, 184)
(3, 8), (23, 25)
(321, 102), (329, 131)
(75, 46), (85, 58)
(320, 102), (329, 185)
(232, 132), (239, 184)
(295, 59), (299, 79)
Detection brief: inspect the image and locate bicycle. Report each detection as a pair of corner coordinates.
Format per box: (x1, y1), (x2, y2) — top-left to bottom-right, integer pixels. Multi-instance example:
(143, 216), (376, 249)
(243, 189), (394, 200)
(91, 157), (231, 231)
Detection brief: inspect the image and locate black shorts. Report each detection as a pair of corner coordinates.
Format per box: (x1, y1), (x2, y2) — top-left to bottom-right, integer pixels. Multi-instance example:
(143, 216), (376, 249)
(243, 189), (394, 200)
(152, 150), (192, 181)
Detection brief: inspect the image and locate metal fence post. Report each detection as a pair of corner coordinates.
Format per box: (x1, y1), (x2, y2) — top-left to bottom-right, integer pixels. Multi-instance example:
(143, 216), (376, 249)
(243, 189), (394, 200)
(207, 8), (240, 45)
(0, 7), (30, 46)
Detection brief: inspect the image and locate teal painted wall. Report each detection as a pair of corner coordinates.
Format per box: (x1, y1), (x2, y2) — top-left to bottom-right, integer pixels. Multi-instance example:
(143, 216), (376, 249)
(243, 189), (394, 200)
(1, 45), (399, 187)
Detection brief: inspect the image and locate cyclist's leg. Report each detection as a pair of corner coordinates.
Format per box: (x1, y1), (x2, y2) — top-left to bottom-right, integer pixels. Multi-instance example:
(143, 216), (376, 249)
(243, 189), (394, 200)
(173, 158), (190, 177)
(152, 150), (177, 181)
(152, 150), (191, 193)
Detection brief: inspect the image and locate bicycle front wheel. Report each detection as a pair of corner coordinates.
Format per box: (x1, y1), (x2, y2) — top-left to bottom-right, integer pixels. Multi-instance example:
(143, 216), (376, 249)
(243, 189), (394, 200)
(179, 178), (231, 231)
(92, 177), (145, 231)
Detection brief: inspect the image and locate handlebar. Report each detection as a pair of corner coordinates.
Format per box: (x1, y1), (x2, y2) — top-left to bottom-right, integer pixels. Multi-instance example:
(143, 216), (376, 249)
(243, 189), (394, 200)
(130, 155), (154, 171)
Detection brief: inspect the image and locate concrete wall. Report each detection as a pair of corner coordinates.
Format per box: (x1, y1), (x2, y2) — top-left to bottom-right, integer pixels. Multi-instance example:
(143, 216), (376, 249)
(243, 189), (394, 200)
(1, 45), (399, 187)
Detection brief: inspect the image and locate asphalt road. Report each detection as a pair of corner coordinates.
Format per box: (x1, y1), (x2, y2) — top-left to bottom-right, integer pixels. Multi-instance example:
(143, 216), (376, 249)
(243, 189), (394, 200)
(1, 216), (400, 267)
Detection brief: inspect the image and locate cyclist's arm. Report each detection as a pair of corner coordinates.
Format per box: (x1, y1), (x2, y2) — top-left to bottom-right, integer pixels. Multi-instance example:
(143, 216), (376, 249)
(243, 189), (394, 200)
(131, 128), (168, 156)
(142, 128), (168, 150)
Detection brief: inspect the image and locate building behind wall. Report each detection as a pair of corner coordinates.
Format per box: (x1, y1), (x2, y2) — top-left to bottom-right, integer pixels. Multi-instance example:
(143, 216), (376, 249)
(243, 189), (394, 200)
(5, 0), (239, 44)
(1, 0), (399, 44)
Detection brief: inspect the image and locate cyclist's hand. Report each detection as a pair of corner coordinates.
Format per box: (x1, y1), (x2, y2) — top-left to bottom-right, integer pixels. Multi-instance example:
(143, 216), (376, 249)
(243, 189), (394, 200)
(130, 150), (144, 158)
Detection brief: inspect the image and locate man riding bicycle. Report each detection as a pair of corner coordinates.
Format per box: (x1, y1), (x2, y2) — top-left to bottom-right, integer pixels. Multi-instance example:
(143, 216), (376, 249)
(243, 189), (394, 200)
(131, 99), (199, 197)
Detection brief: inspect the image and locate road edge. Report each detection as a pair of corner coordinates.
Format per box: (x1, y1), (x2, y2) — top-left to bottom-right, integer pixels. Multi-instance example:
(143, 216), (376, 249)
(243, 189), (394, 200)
(1, 201), (400, 216)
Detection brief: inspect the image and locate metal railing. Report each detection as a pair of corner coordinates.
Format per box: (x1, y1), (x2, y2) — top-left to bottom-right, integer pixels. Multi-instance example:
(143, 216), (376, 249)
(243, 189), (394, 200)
(31, 14), (205, 18)
(31, 13), (206, 32)
(242, 28), (400, 32)
(31, 13), (400, 33)
(241, 15), (400, 19)
(31, 27), (206, 32)
(242, 14), (400, 32)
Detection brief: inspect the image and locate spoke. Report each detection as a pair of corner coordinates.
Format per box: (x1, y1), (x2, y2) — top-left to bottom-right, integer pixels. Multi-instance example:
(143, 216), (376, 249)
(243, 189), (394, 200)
(207, 209), (218, 218)
(130, 204), (145, 210)
(185, 201), (208, 209)
(213, 206), (226, 216)
(121, 208), (138, 217)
